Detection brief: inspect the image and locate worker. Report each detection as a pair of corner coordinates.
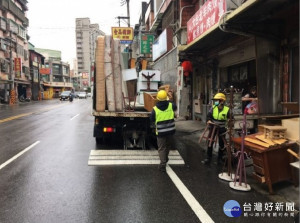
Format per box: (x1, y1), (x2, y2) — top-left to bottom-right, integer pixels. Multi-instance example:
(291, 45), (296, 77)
(202, 92), (231, 165)
(150, 90), (177, 172)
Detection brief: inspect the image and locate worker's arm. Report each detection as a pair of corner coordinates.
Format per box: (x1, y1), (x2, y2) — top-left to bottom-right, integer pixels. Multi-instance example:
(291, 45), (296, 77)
(150, 109), (156, 123)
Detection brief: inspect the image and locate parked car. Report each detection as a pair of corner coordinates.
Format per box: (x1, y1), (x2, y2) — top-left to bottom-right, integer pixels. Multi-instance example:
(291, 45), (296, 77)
(74, 92), (80, 98)
(60, 91), (71, 100)
(78, 92), (87, 99)
(87, 93), (92, 97)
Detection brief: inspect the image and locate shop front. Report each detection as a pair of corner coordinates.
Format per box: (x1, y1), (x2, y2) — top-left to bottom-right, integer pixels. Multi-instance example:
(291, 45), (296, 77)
(42, 82), (73, 100)
(179, 0), (299, 130)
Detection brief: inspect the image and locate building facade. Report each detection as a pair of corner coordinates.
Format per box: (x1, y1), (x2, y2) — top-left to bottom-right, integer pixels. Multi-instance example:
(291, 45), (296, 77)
(28, 42), (44, 101)
(0, 0), (29, 104)
(75, 18), (105, 90)
(35, 48), (72, 99)
(134, 0), (299, 129)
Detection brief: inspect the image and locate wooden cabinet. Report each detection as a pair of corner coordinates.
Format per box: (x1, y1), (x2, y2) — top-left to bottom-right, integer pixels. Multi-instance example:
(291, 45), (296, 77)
(232, 135), (296, 194)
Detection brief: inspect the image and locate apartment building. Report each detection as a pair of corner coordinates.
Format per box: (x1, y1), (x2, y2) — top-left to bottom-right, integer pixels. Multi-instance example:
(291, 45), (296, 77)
(75, 18), (105, 90)
(0, 0), (29, 104)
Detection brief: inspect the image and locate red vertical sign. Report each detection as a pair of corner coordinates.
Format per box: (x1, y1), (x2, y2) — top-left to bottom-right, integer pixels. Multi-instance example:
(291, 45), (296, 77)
(14, 58), (22, 78)
(187, 0), (226, 43)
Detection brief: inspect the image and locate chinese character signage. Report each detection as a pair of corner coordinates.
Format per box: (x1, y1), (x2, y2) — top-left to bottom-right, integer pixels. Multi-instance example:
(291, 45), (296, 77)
(187, 0), (226, 43)
(140, 34), (154, 54)
(14, 57), (22, 78)
(111, 27), (133, 44)
(39, 68), (51, 75)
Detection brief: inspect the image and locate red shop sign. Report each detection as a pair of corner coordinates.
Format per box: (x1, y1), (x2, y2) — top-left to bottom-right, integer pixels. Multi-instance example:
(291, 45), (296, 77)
(187, 0), (226, 44)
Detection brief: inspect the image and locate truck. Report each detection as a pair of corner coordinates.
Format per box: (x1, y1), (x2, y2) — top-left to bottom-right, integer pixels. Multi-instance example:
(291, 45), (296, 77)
(92, 35), (155, 150)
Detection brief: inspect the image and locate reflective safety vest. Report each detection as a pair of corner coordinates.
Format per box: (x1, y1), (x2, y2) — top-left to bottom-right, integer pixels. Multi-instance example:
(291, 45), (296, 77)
(154, 103), (175, 136)
(212, 105), (229, 127)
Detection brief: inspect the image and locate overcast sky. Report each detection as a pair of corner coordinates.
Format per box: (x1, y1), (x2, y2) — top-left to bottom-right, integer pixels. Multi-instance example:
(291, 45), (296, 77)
(27, 0), (145, 67)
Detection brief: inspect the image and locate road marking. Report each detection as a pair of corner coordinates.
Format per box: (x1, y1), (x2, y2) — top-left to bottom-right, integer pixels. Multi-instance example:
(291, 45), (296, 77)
(166, 165), (214, 223)
(70, 114), (80, 120)
(0, 141), (40, 170)
(0, 104), (65, 124)
(88, 150), (184, 165)
(0, 112), (33, 123)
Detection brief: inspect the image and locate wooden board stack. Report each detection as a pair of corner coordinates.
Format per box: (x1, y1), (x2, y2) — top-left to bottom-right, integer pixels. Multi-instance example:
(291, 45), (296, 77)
(105, 35), (116, 111)
(112, 39), (123, 111)
(95, 36), (105, 112)
(95, 35), (124, 112)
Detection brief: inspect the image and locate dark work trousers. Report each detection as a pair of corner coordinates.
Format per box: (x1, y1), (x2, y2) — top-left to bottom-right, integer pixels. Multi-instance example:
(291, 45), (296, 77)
(157, 134), (174, 166)
(206, 127), (226, 161)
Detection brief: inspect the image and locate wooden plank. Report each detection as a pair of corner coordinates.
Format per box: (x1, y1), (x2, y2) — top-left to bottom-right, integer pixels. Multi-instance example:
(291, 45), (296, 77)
(255, 134), (276, 146)
(105, 35), (116, 111)
(112, 39), (123, 111)
(245, 137), (270, 148)
(95, 36), (106, 112)
(272, 139), (287, 144)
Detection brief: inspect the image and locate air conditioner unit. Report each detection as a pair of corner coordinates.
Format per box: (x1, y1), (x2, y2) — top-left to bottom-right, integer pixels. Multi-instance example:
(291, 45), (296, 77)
(226, 0), (244, 10)
(1, 41), (6, 51)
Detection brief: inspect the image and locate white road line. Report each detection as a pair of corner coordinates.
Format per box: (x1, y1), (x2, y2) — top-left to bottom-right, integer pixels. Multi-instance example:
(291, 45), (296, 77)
(70, 114), (80, 120)
(0, 141), (41, 170)
(166, 165), (214, 223)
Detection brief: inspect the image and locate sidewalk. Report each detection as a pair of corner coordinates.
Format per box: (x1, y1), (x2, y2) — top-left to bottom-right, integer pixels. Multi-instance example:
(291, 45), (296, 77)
(175, 118), (299, 210)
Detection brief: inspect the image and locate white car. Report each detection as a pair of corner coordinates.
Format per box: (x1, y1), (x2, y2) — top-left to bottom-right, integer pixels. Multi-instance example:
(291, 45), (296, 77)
(87, 93), (92, 97)
(78, 92), (87, 99)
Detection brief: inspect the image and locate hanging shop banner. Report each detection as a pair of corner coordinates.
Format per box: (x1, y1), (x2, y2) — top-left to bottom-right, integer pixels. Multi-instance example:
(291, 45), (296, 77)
(187, 0), (226, 43)
(111, 27), (133, 44)
(14, 57), (22, 78)
(81, 72), (89, 79)
(140, 34), (154, 55)
(39, 68), (51, 75)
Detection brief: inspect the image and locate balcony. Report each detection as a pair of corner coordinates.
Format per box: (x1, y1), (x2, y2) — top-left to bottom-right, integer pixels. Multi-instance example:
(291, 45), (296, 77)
(0, 0), (29, 26)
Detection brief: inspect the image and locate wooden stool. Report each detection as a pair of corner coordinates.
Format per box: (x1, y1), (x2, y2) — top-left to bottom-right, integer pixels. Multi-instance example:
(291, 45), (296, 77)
(199, 122), (220, 147)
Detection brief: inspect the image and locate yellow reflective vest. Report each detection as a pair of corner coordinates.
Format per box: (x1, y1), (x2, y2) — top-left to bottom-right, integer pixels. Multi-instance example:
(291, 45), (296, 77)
(212, 105), (229, 127)
(154, 103), (175, 136)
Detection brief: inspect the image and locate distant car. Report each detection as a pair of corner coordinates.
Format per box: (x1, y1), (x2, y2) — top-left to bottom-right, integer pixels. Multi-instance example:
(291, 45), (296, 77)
(78, 92), (87, 99)
(87, 93), (92, 97)
(74, 92), (80, 98)
(60, 91), (71, 100)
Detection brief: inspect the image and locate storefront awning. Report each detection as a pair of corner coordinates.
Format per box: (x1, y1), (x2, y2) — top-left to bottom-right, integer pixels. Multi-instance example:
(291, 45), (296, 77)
(14, 79), (31, 85)
(179, 0), (296, 56)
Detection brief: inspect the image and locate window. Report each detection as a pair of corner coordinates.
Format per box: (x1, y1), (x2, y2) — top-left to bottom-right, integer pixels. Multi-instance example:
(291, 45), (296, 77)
(0, 17), (6, 31)
(0, 39), (6, 51)
(18, 26), (26, 39)
(16, 44), (24, 57)
(8, 20), (18, 34)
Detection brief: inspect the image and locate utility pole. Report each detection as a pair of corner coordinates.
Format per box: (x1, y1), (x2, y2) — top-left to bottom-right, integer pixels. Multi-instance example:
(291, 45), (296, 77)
(120, 0), (130, 27)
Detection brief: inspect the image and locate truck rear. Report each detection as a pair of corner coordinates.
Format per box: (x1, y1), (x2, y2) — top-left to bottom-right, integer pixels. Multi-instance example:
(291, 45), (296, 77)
(92, 35), (155, 149)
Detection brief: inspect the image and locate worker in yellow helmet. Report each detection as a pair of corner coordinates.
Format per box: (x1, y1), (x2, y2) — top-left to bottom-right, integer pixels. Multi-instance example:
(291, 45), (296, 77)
(150, 90), (177, 172)
(202, 92), (231, 165)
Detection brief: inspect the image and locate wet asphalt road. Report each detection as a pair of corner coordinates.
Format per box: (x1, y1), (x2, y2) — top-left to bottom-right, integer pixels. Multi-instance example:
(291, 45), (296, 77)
(0, 99), (295, 223)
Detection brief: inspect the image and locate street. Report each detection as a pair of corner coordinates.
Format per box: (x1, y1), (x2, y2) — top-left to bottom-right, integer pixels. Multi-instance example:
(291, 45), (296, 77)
(0, 99), (296, 223)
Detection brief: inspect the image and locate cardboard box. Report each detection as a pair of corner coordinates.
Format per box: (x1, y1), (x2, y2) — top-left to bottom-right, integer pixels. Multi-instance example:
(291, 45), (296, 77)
(194, 99), (202, 113)
(143, 92), (158, 112)
(281, 118), (299, 141)
(122, 69), (137, 81)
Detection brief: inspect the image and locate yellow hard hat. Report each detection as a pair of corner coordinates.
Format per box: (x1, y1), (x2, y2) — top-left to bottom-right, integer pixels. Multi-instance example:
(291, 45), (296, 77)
(213, 93), (226, 101)
(157, 90), (168, 101)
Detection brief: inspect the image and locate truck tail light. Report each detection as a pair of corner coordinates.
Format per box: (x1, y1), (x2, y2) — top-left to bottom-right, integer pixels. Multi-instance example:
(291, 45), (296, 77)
(103, 127), (115, 133)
